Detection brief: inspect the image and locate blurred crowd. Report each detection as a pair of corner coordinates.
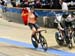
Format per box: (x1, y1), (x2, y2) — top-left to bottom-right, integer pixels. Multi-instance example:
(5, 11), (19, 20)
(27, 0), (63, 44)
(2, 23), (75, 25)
(19, 0), (63, 9)
(0, 0), (75, 9)
(18, 0), (75, 9)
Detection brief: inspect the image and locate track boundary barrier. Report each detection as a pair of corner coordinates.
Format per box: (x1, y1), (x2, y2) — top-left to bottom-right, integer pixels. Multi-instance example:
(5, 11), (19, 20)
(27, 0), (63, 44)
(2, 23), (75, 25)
(0, 5), (75, 28)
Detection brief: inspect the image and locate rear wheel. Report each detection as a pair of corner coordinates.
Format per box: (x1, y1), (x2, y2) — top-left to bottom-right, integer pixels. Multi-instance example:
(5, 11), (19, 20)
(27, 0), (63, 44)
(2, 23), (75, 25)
(68, 40), (73, 49)
(39, 35), (48, 51)
(68, 34), (73, 49)
(65, 32), (73, 49)
(72, 31), (75, 43)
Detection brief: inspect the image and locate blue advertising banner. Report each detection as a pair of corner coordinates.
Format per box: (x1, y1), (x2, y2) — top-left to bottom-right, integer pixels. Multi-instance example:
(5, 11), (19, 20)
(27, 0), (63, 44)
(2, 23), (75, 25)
(0, 5), (75, 16)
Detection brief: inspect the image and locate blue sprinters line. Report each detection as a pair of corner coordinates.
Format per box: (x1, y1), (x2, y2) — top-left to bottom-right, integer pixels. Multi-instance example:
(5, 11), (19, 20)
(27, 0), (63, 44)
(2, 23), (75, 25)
(0, 38), (75, 56)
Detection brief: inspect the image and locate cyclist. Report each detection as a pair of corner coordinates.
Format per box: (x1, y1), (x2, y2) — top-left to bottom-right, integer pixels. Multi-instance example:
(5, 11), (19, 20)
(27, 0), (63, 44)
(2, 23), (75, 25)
(26, 7), (40, 42)
(56, 12), (75, 45)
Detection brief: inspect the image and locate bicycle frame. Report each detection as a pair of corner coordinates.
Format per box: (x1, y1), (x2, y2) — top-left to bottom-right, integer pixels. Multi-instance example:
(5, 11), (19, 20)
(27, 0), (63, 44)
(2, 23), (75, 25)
(35, 30), (47, 39)
(32, 30), (48, 51)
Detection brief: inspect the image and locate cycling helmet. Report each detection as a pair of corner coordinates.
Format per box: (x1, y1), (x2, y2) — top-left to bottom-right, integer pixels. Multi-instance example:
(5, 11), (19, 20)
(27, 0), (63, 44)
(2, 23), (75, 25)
(62, 12), (69, 18)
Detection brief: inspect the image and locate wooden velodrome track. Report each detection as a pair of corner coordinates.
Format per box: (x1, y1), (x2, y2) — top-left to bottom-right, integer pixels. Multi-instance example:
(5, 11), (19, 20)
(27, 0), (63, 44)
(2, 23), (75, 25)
(0, 15), (75, 56)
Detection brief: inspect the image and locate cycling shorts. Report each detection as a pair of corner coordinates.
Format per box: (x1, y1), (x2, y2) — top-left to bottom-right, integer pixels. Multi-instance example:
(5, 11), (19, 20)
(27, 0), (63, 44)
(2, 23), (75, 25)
(28, 23), (39, 30)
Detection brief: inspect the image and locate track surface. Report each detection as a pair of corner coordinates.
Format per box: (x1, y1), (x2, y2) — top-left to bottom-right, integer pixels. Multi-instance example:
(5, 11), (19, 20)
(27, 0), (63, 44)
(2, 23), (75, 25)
(0, 17), (75, 56)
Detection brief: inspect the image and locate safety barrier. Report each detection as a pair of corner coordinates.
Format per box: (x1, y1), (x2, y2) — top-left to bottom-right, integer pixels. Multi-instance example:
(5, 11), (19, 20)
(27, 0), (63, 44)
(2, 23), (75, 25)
(0, 5), (75, 28)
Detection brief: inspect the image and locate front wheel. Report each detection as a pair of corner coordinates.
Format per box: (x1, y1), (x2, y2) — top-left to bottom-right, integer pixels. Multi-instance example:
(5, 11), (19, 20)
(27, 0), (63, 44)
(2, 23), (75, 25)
(31, 36), (38, 48)
(55, 32), (64, 46)
(39, 35), (48, 51)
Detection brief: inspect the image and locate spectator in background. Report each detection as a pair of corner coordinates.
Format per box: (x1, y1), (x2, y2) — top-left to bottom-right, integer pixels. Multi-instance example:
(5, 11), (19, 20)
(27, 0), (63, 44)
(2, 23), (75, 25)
(0, 0), (5, 6)
(34, 0), (41, 8)
(3, 0), (8, 6)
(11, 0), (16, 7)
(47, 0), (53, 9)
(20, 0), (29, 7)
(52, 0), (61, 9)
(41, 0), (47, 8)
(16, 0), (20, 7)
(59, 0), (69, 12)
(0, 0), (5, 12)
(24, 0), (29, 7)
(45, 0), (53, 9)
(29, 0), (35, 8)
(20, 0), (25, 7)
(41, 0), (53, 9)
(0, 0), (7, 12)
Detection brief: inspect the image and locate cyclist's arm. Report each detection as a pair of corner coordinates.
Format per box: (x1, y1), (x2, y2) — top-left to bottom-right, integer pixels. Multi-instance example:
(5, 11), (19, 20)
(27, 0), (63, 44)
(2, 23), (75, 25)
(58, 23), (64, 30)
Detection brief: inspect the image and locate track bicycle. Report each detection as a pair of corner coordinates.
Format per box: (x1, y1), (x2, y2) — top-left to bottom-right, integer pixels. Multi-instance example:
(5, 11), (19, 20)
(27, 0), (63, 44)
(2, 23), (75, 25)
(31, 30), (48, 51)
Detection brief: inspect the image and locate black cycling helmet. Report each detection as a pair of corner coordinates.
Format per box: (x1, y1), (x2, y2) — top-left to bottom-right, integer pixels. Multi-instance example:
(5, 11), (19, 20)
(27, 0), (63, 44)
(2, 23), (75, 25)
(62, 12), (69, 18)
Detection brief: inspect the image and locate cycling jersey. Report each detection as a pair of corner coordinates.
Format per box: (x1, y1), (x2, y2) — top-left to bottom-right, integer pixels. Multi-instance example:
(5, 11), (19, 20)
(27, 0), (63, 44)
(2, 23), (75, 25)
(56, 13), (73, 29)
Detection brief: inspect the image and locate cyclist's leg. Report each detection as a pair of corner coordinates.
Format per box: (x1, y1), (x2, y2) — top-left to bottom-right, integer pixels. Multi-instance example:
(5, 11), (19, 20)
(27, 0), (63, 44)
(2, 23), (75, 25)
(33, 23), (40, 42)
(33, 23), (40, 31)
(28, 23), (38, 41)
(28, 23), (36, 34)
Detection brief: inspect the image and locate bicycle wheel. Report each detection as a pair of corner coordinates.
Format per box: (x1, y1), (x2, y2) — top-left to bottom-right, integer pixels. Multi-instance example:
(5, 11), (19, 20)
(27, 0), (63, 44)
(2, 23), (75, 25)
(55, 32), (64, 46)
(39, 35), (48, 51)
(67, 33), (73, 49)
(31, 36), (38, 48)
(72, 31), (75, 43)
(68, 38), (73, 49)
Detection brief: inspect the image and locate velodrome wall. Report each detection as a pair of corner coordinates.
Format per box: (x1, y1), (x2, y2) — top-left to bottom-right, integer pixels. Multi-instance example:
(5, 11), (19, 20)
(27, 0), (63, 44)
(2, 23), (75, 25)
(0, 6), (75, 28)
